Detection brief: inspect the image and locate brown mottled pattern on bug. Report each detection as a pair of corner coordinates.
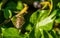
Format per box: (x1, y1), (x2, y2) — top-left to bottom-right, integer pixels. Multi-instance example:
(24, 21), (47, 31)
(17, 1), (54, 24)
(15, 16), (25, 29)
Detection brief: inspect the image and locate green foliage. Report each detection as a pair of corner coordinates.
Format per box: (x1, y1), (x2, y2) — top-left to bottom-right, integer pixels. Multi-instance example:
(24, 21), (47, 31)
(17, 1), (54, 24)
(4, 8), (12, 19)
(0, 0), (60, 38)
(2, 28), (20, 37)
(16, 1), (23, 10)
(57, 2), (60, 8)
(5, 1), (16, 10)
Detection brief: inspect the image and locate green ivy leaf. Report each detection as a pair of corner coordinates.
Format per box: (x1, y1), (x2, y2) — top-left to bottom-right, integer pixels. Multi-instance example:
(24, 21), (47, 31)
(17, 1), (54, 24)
(25, 24), (32, 31)
(36, 10), (57, 31)
(30, 10), (49, 24)
(2, 28), (20, 38)
(16, 1), (23, 10)
(4, 8), (12, 19)
(36, 17), (53, 31)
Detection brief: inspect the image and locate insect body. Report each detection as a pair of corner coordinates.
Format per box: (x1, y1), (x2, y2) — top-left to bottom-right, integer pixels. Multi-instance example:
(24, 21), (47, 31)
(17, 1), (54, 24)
(11, 3), (28, 29)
